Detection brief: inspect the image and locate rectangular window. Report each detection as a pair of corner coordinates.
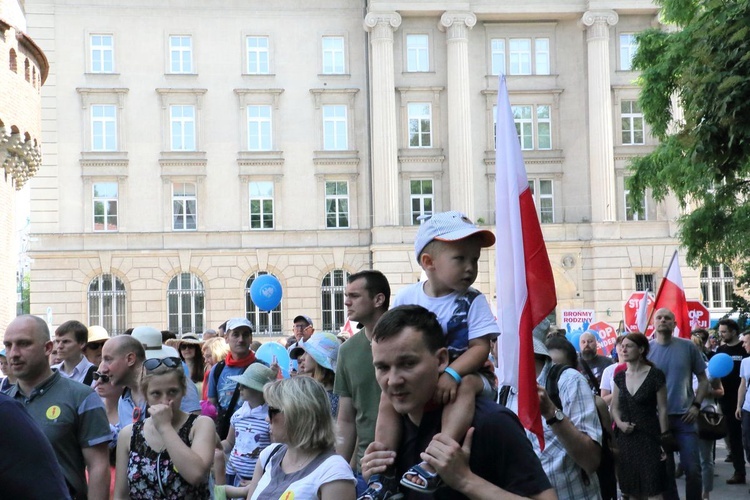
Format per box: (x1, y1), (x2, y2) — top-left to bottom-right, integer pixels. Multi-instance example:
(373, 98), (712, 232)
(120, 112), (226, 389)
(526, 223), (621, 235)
(512, 105), (533, 150)
(90, 34), (114, 73)
(620, 33), (637, 71)
(635, 273), (655, 292)
(536, 105), (551, 150)
(246, 36), (270, 74)
(509, 38), (532, 75)
(322, 36), (345, 74)
(410, 179), (433, 225)
(535, 38), (550, 75)
(249, 181), (274, 229)
(490, 39), (505, 76)
(512, 104), (552, 150)
(325, 181), (349, 228)
(322, 105), (347, 150)
(621, 100), (645, 145)
(93, 182), (118, 232)
(91, 105), (117, 151)
(169, 35), (193, 74)
(539, 179), (554, 223)
(406, 34), (429, 72)
(408, 102), (432, 148)
(624, 176), (647, 221)
(247, 105), (272, 151)
(172, 182), (197, 231)
(170, 105), (196, 151)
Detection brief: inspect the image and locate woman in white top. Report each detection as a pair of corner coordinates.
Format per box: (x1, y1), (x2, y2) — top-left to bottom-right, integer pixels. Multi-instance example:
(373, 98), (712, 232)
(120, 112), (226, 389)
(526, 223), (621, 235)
(244, 376), (355, 500)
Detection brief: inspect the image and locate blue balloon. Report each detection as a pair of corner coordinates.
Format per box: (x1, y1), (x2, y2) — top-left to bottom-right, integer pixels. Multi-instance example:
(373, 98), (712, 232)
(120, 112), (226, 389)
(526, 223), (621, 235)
(570, 331), (583, 352)
(255, 341), (291, 379)
(250, 274), (283, 311)
(708, 352), (733, 379)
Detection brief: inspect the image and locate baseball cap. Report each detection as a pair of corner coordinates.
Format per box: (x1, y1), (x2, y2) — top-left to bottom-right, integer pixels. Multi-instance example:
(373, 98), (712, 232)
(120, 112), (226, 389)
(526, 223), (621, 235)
(226, 317), (254, 332)
(289, 332), (340, 372)
(87, 325), (110, 344)
(414, 211), (495, 261)
(228, 363), (276, 392)
(132, 326), (180, 359)
(293, 315), (313, 327)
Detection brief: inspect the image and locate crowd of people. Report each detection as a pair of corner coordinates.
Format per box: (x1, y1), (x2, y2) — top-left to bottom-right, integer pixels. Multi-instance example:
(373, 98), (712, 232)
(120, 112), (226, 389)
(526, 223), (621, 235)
(1, 210), (750, 500)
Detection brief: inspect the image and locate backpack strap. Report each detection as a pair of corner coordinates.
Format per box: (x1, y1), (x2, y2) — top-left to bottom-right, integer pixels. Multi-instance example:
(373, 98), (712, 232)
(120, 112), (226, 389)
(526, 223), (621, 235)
(213, 360), (226, 397)
(578, 357), (601, 396)
(82, 365), (97, 386)
(262, 443), (284, 473)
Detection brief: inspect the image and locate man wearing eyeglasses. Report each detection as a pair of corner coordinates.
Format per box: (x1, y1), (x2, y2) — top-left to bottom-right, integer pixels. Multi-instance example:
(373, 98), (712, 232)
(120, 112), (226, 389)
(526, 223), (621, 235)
(3, 315), (111, 500)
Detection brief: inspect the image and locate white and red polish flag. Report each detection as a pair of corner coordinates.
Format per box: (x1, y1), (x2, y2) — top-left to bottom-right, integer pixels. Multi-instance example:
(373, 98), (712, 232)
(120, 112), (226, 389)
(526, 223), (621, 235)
(651, 250), (691, 338)
(495, 75), (557, 448)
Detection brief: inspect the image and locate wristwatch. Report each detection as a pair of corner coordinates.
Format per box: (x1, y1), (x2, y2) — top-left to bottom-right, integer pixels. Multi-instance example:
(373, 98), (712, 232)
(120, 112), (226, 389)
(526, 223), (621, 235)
(546, 408), (565, 426)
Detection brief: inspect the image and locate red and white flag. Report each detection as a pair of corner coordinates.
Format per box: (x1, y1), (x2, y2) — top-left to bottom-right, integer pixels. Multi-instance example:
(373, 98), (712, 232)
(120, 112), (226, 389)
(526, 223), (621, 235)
(651, 250), (691, 338)
(495, 76), (557, 448)
(636, 289), (651, 333)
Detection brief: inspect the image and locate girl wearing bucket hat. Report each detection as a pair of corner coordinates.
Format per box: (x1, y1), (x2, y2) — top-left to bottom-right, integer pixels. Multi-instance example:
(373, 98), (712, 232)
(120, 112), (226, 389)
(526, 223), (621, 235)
(290, 332), (341, 418)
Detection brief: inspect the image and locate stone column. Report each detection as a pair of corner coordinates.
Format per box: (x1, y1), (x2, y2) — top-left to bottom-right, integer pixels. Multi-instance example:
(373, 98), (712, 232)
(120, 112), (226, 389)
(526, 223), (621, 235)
(439, 11), (476, 217)
(364, 12), (401, 227)
(582, 10), (618, 222)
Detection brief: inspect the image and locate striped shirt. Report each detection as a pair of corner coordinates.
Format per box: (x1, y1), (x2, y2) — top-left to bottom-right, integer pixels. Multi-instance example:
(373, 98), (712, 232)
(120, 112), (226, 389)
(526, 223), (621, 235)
(227, 401), (271, 480)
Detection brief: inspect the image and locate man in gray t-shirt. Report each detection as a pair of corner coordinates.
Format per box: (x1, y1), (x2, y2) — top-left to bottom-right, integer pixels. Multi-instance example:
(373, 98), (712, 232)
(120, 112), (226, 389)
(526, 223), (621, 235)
(648, 308), (708, 500)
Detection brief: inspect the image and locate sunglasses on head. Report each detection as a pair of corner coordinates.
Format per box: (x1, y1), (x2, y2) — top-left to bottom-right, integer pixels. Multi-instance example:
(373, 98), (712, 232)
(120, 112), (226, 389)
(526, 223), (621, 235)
(143, 356), (181, 372)
(92, 372), (110, 383)
(267, 406), (283, 420)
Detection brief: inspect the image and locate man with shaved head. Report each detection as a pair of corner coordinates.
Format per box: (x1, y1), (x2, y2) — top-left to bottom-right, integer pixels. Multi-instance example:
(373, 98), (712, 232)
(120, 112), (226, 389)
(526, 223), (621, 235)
(3, 315), (111, 499)
(577, 331), (613, 395)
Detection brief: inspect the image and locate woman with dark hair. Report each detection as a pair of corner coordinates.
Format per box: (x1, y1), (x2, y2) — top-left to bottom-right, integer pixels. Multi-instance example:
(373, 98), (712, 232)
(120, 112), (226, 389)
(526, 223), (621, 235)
(290, 332), (341, 418)
(611, 332), (670, 499)
(179, 335), (206, 392)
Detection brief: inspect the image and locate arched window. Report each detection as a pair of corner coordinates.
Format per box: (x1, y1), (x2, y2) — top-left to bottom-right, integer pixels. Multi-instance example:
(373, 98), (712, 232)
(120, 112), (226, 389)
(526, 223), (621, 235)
(245, 272), (283, 336)
(701, 264), (734, 310)
(88, 274), (126, 335)
(24, 58), (29, 82)
(321, 269), (349, 333)
(167, 272), (205, 335)
(9, 49), (17, 73)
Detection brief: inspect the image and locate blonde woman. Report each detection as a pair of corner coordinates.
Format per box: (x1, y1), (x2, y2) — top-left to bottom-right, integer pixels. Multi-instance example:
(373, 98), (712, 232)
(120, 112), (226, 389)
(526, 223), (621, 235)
(202, 337), (230, 400)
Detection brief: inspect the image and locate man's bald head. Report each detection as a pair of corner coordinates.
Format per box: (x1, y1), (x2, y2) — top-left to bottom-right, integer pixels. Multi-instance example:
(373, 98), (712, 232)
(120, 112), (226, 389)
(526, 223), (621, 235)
(9, 315), (50, 343)
(106, 335), (145, 363)
(579, 331), (598, 359)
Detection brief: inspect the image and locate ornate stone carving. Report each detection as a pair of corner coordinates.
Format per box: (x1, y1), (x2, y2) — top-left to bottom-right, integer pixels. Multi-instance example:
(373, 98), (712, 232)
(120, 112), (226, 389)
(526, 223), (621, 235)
(363, 11), (402, 34)
(439, 11), (477, 38)
(0, 126), (42, 189)
(581, 10), (619, 41)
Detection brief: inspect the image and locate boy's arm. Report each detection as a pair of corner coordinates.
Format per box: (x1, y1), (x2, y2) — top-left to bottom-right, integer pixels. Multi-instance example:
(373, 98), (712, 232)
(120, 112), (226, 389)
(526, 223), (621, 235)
(450, 337), (491, 376)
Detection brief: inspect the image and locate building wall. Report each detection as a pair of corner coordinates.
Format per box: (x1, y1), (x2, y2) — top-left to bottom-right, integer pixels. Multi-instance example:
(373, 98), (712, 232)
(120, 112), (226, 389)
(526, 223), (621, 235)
(24, 0), (707, 335)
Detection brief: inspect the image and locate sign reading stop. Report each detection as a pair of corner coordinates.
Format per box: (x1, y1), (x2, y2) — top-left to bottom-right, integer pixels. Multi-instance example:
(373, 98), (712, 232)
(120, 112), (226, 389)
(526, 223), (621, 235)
(623, 292), (655, 335)
(687, 300), (710, 330)
(587, 321), (619, 356)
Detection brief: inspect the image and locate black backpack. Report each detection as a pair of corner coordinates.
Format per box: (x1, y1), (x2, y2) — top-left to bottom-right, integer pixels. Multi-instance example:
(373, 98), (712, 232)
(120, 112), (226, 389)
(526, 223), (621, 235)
(212, 361), (241, 440)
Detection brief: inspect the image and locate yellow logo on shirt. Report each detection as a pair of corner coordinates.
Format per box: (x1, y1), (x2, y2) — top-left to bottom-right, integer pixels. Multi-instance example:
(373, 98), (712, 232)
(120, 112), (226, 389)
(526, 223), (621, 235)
(280, 490), (294, 500)
(46, 405), (61, 420)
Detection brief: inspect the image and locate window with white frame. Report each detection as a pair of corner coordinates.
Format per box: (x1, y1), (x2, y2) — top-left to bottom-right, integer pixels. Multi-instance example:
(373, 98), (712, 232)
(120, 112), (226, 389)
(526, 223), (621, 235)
(246, 36), (270, 74)
(321, 269), (350, 332)
(408, 102), (432, 148)
(512, 105), (551, 150)
(245, 272), (283, 335)
(170, 105), (196, 151)
(410, 179), (433, 225)
(91, 105), (117, 151)
(528, 179), (554, 223)
(88, 274), (126, 335)
(635, 273), (654, 292)
(620, 33), (638, 71)
(93, 182), (118, 231)
(701, 264), (734, 310)
(249, 181), (274, 229)
(624, 176), (647, 221)
(322, 105), (348, 150)
(406, 34), (429, 72)
(247, 105), (272, 151)
(491, 37), (550, 76)
(169, 35), (193, 74)
(325, 181), (349, 228)
(167, 272), (204, 335)
(621, 100), (645, 145)
(322, 36), (345, 74)
(172, 182), (197, 231)
(90, 34), (114, 73)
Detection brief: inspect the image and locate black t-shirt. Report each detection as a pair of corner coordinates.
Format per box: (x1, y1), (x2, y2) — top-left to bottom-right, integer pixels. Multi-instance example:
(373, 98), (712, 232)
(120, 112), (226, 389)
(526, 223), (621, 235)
(396, 398), (552, 499)
(717, 342), (749, 406)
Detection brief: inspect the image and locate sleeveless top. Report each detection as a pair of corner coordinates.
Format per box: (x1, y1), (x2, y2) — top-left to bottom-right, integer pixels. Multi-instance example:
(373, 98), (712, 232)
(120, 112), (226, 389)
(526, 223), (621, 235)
(127, 413), (210, 499)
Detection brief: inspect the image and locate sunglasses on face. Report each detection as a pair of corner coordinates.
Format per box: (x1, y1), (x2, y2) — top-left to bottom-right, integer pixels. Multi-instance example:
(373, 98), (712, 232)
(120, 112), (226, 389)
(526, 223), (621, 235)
(268, 406), (283, 420)
(85, 342), (104, 351)
(92, 372), (110, 383)
(143, 356), (181, 372)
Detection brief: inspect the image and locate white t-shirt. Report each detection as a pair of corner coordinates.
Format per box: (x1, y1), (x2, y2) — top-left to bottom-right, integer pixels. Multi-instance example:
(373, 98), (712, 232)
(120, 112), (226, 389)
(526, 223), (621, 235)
(600, 363), (617, 393)
(250, 443), (355, 500)
(741, 358), (750, 412)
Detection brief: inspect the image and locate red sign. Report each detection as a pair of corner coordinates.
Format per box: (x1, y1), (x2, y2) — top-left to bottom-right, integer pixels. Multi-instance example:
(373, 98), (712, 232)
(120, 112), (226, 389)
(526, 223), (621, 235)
(588, 321), (619, 356)
(623, 292), (655, 336)
(687, 300), (710, 330)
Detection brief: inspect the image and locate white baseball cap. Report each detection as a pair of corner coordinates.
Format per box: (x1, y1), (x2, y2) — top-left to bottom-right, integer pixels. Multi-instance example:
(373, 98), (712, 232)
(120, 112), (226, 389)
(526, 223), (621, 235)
(414, 211), (495, 261)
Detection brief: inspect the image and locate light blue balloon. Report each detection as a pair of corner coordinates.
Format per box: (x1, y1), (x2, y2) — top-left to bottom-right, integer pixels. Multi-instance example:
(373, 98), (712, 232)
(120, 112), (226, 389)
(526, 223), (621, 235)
(250, 274), (283, 311)
(708, 352), (733, 379)
(255, 342), (291, 379)
(570, 331), (583, 352)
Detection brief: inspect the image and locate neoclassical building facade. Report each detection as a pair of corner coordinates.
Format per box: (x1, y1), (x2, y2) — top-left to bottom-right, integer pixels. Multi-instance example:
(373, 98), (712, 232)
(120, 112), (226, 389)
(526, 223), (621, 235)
(1, 0), (47, 330)
(23, 0), (732, 337)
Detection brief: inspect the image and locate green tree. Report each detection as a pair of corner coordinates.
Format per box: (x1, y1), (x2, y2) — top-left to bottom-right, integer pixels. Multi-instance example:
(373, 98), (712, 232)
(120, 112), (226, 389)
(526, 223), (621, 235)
(628, 0), (750, 318)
